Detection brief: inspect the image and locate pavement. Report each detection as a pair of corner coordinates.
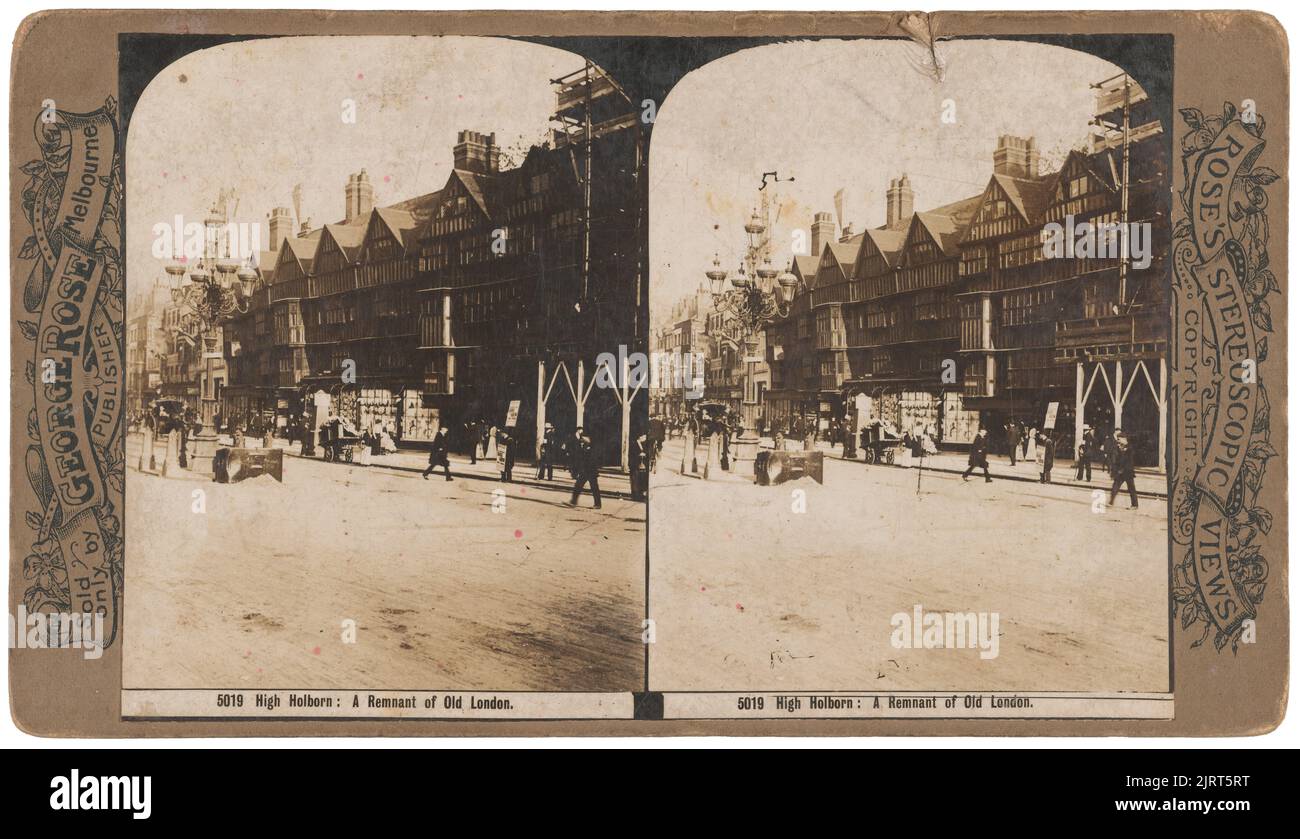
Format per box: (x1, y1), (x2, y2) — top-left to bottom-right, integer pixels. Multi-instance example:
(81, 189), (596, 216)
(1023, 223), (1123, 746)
(675, 435), (1168, 499)
(123, 432), (645, 692)
(649, 437), (1170, 694)
(207, 434), (636, 500)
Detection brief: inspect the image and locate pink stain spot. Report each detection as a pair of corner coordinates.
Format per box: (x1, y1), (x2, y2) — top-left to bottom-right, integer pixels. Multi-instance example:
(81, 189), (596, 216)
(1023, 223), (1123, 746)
(735, 603), (745, 612)
(514, 529), (523, 539)
(700, 586), (707, 592)
(162, 171), (168, 178)
(519, 487), (526, 494)
(312, 646), (321, 655)
(244, 650), (251, 657)
(357, 72), (364, 79)
(383, 175), (391, 183)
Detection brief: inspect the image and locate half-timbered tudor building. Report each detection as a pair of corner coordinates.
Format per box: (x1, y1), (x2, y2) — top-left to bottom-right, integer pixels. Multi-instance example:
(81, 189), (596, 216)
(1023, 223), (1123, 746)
(221, 71), (643, 460)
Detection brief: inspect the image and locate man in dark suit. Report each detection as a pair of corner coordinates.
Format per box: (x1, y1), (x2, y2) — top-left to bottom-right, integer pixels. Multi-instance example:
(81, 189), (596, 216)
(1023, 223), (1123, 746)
(1075, 425), (1095, 481)
(1005, 420), (1020, 466)
(566, 429), (602, 509)
(536, 423), (557, 481)
(962, 428), (993, 483)
(1108, 432), (1139, 509)
(464, 419), (479, 464)
(423, 426), (452, 481)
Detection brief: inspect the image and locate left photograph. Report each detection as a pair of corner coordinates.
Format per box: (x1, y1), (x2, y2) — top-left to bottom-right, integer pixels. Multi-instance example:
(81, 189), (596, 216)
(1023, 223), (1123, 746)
(121, 36), (647, 713)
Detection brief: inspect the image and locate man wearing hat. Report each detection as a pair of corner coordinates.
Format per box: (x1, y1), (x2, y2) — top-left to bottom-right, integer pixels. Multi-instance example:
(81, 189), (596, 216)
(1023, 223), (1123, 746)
(1108, 431), (1138, 509)
(566, 428), (602, 509)
(537, 422), (558, 481)
(1075, 424), (1094, 482)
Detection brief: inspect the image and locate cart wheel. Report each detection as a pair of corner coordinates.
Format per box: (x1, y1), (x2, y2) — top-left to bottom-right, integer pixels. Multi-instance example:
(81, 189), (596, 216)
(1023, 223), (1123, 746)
(323, 446), (334, 463)
(886, 449), (895, 465)
(864, 448), (876, 464)
(343, 445), (354, 463)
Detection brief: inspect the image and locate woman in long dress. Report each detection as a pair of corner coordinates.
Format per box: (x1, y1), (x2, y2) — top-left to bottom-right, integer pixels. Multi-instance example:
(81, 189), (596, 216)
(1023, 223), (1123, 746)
(897, 430), (914, 468)
(1025, 426), (1039, 463)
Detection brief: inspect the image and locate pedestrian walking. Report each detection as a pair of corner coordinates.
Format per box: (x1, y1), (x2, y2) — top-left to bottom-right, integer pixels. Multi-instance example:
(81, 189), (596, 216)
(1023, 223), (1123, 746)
(962, 428), (993, 483)
(1005, 420), (1021, 466)
(465, 419), (480, 464)
(1025, 426), (1039, 464)
(567, 428), (602, 508)
(422, 425), (452, 481)
(1108, 433), (1139, 509)
(631, 433), (649, 502)
(536, 423), (557, 480)
(1074, 425), (1094, 481)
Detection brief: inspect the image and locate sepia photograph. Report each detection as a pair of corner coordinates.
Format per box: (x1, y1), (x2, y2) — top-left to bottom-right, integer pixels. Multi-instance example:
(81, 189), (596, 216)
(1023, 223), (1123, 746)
(648, 38), (1172, 707)
(120, 36), (648, 705)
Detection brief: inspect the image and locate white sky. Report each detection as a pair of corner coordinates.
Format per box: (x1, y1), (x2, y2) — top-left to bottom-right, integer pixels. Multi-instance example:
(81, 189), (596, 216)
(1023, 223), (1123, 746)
(126, 35), (580, 305)
(649, 38), (1124, 322)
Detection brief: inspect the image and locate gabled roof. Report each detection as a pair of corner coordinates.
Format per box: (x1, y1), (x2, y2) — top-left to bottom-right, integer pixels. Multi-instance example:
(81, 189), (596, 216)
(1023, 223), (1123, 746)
(371, 207), (421, 251)
(791, 254), (819, 282)
(323, 222), (367, 263)
(913, 194), (982, 255)
(827, 237), (861, 271)
(1059, 148), (1120, 194)
(256, 249), (278, 277)
(282, 233), (320, 274)
(991, 173), (1054, 225)
(450, 170), (491, 216)
(860, 227), (907, 270)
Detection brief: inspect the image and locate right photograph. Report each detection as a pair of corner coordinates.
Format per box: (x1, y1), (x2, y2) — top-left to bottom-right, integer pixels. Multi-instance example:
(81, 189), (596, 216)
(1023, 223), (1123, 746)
(648, 38), (1172, 708)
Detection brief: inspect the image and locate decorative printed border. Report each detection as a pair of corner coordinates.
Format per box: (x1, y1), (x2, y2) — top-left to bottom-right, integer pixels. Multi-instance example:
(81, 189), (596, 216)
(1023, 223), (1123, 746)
(1171, 102), (1277, 653)
(16, 99), (125, 647)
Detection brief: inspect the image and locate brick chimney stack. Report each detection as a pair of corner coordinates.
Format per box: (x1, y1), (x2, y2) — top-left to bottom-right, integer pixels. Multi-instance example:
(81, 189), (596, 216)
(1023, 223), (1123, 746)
(344, 169), (375, 223)
(268, 206), (292, 252)
(811, 211), (835, 258)
(453, 130), (501, 175)
(886, 175), (914, 229)
(993, 135), (1040, 179)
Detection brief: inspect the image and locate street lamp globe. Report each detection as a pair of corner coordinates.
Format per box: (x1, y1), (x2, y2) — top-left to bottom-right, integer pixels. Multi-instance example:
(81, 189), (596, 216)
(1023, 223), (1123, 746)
(237, 263), (257, 298)
(164, 258), (188, 291)
(705, 255), (728, 296)
(776, 271), (798, 304)
(216, 253), (242, 276)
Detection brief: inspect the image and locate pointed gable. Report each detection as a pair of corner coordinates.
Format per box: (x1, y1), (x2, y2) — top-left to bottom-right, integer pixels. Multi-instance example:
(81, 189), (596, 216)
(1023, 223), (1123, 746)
(1046, 149), (1118, 223)
(855, 227), (906, 278)
(962, 176), (1042, 243)
(791, 254), (820, 290)
(912, 194), (981, 258)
